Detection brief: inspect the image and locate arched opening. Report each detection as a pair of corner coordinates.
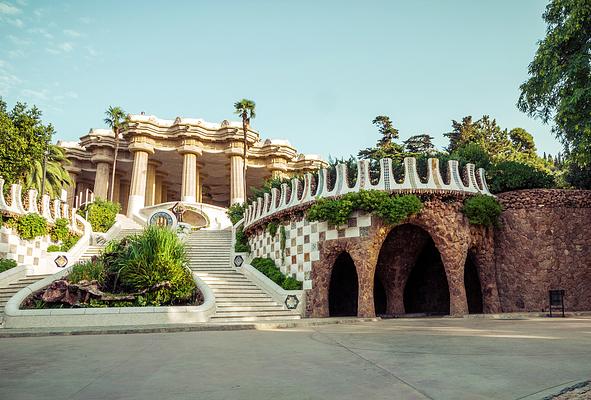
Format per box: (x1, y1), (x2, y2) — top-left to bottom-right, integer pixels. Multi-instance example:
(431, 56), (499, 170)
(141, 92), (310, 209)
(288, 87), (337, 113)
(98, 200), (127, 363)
(374, 224), (450, 316)
(373, 274), (387, 316)
(464, 253), (483, 314)
(403, 237), (450, 315)
(328, 252), (358, 317)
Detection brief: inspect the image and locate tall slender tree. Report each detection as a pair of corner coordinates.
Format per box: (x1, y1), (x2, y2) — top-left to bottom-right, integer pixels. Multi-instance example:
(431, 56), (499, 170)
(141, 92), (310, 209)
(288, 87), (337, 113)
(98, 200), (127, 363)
(104, 106), (127, 202)
(233, 99), (256, 202)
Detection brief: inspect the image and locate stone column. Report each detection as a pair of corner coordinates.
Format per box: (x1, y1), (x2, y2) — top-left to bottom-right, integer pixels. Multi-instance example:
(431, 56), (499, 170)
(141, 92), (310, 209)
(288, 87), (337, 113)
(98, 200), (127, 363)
(91, 153), (112, 200)
(119, 180), (130, 214)
(178, 144), (202, 203)
(161, 182), (168, 203)
(113, 174), (121, 205)
(155, 174), (164, 205)
(268, 158), (289, 180)
(145, 162), (157, 206)
(127, 142), (154, 217)
(195, 165), (202, 203)
(65, 166), (80, 207)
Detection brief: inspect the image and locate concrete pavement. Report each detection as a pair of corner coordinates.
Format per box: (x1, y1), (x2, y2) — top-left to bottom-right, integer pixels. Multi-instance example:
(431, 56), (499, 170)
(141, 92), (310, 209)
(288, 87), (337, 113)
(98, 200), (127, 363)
(0, 317), (590, 400)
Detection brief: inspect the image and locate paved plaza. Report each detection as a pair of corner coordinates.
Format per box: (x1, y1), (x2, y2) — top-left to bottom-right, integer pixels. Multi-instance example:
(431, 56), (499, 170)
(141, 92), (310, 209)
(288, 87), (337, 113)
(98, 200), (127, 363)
(0, 318), (590, 400)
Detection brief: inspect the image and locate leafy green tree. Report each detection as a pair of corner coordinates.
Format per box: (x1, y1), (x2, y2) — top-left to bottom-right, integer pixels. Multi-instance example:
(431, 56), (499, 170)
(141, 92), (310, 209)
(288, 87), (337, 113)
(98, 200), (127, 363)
(404, 134), (435, 155)
(234, 99), (256, 202)
(509, 128), (536, 156)
(104, 106), (127, 202)
(449, 143), (492, 170)
(488, 161), (555, 193)
(0, 98), (54, 186)
(518, 0), (591, 166)
(358, 115), (405, 162)
(23, 144), (72, 198)
(445, 115), (512, 160)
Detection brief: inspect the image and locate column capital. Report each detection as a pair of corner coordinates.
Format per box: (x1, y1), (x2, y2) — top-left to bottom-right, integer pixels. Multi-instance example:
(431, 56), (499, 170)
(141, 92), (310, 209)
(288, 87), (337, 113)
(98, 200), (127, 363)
(91, 154), (112, 165)
(128, 141), (155, 154)
(177, 144), (202, 156)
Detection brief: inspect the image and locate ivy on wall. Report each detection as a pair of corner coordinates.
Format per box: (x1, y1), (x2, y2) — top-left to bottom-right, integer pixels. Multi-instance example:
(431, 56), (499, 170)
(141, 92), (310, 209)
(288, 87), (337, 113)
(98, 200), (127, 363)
(307, 190), (423, 226)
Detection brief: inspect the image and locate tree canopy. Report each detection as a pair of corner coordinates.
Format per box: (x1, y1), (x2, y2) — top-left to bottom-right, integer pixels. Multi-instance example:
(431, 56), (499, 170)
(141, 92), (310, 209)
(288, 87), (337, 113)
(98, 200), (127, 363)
(517, 0), (591, 166)
(0, 98), (54, 186)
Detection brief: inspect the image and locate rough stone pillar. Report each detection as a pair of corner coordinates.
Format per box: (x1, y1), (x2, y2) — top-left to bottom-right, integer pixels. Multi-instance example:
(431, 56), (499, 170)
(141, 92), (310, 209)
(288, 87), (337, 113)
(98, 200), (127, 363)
(178, 144), (202, 203)
(440, 246), (470, 316)
(145, 162), (157, 206)
(127, 142), (154, 217)
(92, 159), (111, 200)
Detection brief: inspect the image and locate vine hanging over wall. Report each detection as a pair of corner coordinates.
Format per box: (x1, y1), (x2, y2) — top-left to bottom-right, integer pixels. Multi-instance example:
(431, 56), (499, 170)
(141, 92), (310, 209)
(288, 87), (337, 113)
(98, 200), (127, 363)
(307, 190), (423, 226)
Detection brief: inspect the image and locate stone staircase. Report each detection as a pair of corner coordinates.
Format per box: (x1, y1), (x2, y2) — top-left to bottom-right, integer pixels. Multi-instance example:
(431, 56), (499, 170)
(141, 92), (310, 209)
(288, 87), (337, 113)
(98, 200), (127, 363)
(186, 230), (301, 323)
(0, 274), (51, 319)
(0, 226), (145, 321)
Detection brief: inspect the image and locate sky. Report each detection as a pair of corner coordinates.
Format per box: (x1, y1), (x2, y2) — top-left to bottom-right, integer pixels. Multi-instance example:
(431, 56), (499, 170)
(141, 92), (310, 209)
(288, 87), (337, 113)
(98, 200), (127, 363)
(1, 0), (561, 160)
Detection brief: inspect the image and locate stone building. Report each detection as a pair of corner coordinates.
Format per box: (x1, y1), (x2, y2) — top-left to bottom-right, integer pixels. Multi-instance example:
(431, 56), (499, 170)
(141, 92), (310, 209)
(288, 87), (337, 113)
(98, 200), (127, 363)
(58, 114), (326, 217)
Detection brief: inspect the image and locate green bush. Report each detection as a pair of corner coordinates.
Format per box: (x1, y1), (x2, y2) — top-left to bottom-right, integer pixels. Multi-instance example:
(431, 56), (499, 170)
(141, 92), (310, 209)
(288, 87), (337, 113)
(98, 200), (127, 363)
(104, 226), (196, 306)
(16, 213), (48, 240)
(0, 258), (17, 273)
(50, 218), (70, 242)
(79, 198), (120, 232)
(462, 195), (502, 227)
(227, 203), (246, 225)
(488, 161), (555, 193)
(46, 234), (80, 252)
(250, 257), (303, 290)
(47, 244), (61, 252)
(68, 259), (106, 284)
(234, 228), (251, 253)
(307, 190), (423, 226)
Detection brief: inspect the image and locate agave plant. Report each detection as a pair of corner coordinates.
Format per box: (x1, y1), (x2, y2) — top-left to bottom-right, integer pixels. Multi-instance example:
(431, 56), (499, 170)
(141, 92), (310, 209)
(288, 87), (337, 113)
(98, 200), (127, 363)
(23, 144), (72, 199)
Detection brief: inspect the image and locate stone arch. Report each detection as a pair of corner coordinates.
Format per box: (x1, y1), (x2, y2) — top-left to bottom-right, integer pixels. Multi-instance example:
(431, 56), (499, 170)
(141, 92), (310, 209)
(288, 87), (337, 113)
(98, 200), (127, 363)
(328, 252), (359, 316)
(464, 250), (484, 313)
(374, 223), (451, 316)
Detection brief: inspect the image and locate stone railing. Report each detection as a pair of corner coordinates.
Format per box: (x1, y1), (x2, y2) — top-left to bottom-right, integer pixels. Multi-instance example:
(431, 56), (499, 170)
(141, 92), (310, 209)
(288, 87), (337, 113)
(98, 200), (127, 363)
(244, 157), (493, 229)
(0, 178), (82, 234)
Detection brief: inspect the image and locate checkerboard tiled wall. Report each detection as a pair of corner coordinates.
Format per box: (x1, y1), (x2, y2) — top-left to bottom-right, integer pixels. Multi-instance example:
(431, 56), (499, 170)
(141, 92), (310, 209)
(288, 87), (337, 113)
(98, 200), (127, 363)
(0, 227), (50, 267)
(248, 211), (372, 289)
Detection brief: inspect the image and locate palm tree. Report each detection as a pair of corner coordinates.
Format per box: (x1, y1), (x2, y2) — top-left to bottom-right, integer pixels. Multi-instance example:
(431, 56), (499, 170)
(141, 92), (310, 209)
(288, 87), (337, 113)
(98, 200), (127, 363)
(104, 106), (127, 202)
(23, 144), (72, 199)
(233, 99), (256, 202)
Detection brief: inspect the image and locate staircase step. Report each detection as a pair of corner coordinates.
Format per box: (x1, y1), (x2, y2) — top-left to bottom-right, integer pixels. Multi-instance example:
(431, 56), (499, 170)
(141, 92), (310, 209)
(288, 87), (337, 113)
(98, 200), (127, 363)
(211, 315), (300, 322)
(213, 310), (295, 317)
(216, 305), (285, 312)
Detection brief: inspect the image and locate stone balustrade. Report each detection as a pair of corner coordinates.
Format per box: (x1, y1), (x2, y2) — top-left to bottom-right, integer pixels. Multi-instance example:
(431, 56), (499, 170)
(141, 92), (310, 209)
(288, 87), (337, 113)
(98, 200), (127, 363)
(0, 178), (81, 234)
(244, 157), (493, 229)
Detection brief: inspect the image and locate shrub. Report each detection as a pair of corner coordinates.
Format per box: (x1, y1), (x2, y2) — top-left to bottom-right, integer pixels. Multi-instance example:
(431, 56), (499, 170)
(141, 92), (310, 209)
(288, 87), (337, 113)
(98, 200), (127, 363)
(16, 213), (48, 240)
(234, 228), (251, 253)
(462, 195), (502, 227)
(50, 218), (70, 242)
(307, 190), (423, 226)
(47, 244), (61, 252)
(105, 226), (196, 305)
(488, 161), (555, 193)
(0, 258), (17, 273)
(79, 198), (120, 232)
(251, 257), (303, 290)
(68, 259), (106, 284)
(227, 203), (246, 225)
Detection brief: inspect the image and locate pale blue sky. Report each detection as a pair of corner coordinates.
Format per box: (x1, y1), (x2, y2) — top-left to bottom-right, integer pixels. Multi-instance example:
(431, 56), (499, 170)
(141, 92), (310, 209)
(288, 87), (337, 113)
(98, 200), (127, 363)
(1, 0), (561, 159)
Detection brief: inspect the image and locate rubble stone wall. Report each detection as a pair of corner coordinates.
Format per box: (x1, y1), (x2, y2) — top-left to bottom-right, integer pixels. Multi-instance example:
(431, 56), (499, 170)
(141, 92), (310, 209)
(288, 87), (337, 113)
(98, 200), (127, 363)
(494, 189), (591, 312)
